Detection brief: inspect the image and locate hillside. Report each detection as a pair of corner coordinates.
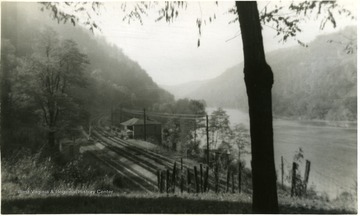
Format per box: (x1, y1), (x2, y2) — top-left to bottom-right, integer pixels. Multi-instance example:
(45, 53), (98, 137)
(169, 27), (356, 121)
(2, 3), (174, 113)
(1, 2), (175, 153)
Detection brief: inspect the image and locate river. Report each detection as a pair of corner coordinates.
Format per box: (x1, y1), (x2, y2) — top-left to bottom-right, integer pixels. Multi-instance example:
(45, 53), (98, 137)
(206, 107), (357, 199)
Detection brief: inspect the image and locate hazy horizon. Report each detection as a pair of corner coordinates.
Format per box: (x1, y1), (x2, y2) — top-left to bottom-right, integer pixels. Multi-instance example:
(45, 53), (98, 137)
(98, 1), (357, 86)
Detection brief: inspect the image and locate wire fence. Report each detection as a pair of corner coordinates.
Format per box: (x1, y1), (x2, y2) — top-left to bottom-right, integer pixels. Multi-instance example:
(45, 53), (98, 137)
(280, 156), (356, 199)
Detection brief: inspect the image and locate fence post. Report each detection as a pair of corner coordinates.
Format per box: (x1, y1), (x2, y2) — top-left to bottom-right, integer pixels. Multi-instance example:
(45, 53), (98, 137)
(281, 156), (284, 188)
(181, 158), (183, 171)
(238, 162), (242, 193)
(200, 164), (203, 193)
(187, 168), (191, 193)
(232, 172), (235, 193)
(303, 160), (311, 194)
(204, 166), (209, 192)
(160, 170), (164, 193)
(157, 170), (161, 192)
(215, 162), (219, 193)
(194, 166), (199, 193)
(226, 169), (230, 192)
(180, 174), (184, 193)
(166, 169), (170, 193)
(172, 162), (177, 193)
(291, 162), (298, 197)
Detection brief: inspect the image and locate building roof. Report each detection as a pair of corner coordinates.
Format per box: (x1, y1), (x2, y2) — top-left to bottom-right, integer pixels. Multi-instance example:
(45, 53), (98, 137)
(121, 118), (161, 126)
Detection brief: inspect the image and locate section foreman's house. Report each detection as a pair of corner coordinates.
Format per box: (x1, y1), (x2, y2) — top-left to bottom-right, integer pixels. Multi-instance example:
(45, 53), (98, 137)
(120, 118), (162, 144)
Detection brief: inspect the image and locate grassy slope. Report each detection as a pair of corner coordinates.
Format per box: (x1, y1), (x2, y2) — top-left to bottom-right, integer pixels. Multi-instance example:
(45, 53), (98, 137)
(1, 192), (356, 214)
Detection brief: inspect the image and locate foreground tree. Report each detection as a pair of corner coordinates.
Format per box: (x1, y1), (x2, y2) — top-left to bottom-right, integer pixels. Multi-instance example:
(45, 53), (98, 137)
(18, 27), (88, 156)
(236, 2), (278, 212)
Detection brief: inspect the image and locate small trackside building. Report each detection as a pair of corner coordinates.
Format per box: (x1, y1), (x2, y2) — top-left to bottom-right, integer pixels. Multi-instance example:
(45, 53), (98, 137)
(120, 118), (162, 144)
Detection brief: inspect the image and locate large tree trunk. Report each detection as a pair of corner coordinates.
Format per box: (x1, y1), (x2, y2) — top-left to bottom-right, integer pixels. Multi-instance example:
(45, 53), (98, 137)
(236, 1), (279, 213)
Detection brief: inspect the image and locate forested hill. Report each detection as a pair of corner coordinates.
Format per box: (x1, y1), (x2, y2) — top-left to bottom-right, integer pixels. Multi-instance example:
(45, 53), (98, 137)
(1, 2), (175, 152)
(175, 27), (356, 121)
(2, 3), (174, 112)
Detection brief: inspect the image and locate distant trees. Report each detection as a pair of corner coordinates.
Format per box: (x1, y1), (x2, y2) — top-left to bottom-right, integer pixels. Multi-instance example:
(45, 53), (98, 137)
(209, 108), (231, 149)
(208, 108), (250, 169)
(17, 27), (89, 156)
(231, 123), (250, 161)
(154, 98), (206, 155)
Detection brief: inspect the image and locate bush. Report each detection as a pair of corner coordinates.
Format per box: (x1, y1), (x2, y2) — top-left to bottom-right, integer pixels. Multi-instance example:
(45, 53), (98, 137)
(2, 149), (115, 198)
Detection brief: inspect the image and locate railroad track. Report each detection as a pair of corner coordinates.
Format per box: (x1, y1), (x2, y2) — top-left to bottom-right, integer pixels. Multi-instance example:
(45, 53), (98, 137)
(85, 151), (155, 192)
(94, 127), (235, 193)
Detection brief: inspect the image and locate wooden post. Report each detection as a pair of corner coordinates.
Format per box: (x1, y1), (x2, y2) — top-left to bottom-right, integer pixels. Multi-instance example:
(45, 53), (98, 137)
(232, 172), (235, 193)
(281, 156), (284, 188)
(157, 170), (161, 192)
(215, 162), (219, 193)
(200, 164), (203, 192)
(238, 162), (242, 193)
(143, 108), (147, 141)
(187, 168), (191, 193)
(194, 120), (197, 146)
(111, 106), (113, 126)
(205, 166), (209, 192)
(303, 160), (311, 194)
(194, 166), (199, 193)
(206, 115), (209, 165)
(166, 169), (170, 193)
(160, 170), (164, 193)
(181, 158), (183, 171)
(172, 162), (177, 193)
(180, 174), (184, 193)
(291, 162), (298, 197)
(226, 169), (230, 192)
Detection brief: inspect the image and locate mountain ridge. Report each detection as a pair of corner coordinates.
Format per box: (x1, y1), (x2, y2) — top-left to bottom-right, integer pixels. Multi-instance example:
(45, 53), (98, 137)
(164, 26), (357, 121)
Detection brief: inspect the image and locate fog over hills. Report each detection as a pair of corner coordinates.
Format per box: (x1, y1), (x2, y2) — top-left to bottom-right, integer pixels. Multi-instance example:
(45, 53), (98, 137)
(2, 3), (174, 112)
(164, 26), (357, 121)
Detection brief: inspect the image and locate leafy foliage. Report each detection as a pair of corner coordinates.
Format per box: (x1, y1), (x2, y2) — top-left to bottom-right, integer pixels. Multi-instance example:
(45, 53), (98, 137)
(15, 27), (89, 153)
(226, 1), (355, 46)
(153, 98), (206, 155)
(39, 2), (103, 33)
(209, 107), (231, 149)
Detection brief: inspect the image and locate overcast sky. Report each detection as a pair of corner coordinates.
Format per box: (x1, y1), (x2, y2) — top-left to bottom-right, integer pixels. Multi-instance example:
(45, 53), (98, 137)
(92, 1), (356, 86)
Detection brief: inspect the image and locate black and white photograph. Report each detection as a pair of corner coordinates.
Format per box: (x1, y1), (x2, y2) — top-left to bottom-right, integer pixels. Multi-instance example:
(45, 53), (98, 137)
(0, 1), (357, 214)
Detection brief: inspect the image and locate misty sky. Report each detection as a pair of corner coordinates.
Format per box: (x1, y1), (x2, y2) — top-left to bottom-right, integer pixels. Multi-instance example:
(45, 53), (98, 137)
(30, 1), (357, 86)
(93, 1), (357, 86)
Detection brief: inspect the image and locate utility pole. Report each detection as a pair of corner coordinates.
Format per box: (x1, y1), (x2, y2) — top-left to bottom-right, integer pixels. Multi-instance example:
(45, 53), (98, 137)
(143, 108), (147, 141)
(206, 115), (209, 165)
(194, 119), (197, 144)
(110, 106), (113, 126)
(281, 156), (284, 188)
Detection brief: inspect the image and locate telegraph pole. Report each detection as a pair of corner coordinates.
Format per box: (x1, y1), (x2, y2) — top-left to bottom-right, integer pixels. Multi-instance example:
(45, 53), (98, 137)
(143, 108), (147, 141)
(206, 115), (209, 165)
(194, 119), (197, 144)
(110, 106), (113, 126)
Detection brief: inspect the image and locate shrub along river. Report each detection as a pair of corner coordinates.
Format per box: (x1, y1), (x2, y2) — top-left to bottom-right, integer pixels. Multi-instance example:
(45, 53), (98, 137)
(207, 108), (357, 199)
